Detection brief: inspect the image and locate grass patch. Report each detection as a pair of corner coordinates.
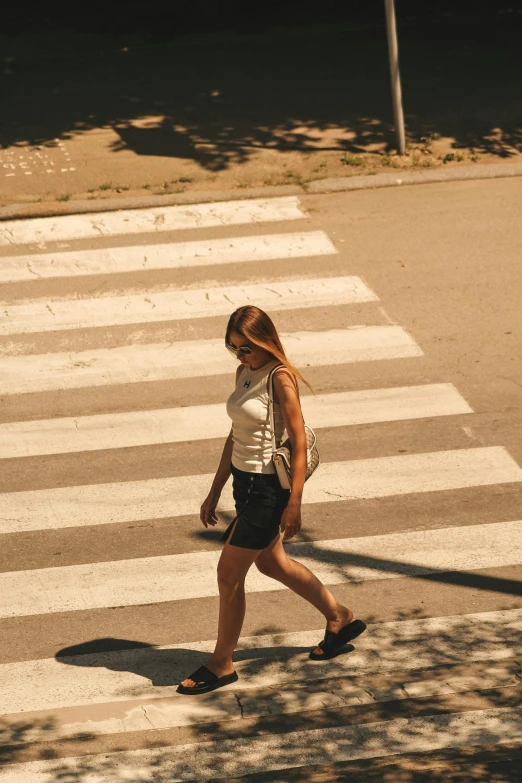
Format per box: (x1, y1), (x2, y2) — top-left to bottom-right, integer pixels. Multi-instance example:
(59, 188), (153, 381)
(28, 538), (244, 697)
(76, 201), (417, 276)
(56, 193), (71, 202)
(419, 133), (440, 154)
(441, 151), (466, 164)
(380, 153), (395, 167)
(341, 152), (366, 167)
(283, 169), (307, 185)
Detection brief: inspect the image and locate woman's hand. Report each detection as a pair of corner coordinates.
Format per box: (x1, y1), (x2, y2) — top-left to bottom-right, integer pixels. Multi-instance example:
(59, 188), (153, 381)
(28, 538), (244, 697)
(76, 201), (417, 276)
(200, 492), (220, 528)
(280, 499), (302, 542)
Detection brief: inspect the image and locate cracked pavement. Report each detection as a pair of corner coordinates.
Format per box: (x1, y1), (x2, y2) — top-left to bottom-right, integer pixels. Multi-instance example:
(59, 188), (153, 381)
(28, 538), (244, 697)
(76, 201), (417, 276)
(0, 179), (521, 776)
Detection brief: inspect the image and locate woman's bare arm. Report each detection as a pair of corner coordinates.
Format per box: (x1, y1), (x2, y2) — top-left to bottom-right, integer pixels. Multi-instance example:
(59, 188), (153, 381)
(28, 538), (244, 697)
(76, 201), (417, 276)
(209, 364), (244, 497)
(274, 369), (307, 497)
(208, 429), (234, 498)
(201, 365), (242, 527)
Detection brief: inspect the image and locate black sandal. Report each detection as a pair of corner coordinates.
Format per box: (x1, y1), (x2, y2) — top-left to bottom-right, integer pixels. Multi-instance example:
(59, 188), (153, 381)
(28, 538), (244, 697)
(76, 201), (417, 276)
(309, 619), (367, 661)
(176, 664), (239, 695)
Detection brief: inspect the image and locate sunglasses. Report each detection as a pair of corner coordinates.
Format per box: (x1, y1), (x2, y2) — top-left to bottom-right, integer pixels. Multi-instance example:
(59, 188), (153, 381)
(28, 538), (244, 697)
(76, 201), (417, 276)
(226, 342), (253, 356)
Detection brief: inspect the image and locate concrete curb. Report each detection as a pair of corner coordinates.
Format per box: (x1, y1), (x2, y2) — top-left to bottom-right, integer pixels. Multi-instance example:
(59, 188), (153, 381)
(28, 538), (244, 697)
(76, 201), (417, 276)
(307, 162), (522, 193)
(0, 185), (303, 221)
(1, 163), (521, 221)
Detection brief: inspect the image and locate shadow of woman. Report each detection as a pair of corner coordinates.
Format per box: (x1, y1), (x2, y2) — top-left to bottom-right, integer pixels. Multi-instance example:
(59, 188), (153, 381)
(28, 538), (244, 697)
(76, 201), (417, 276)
(54, 637), (355, 690)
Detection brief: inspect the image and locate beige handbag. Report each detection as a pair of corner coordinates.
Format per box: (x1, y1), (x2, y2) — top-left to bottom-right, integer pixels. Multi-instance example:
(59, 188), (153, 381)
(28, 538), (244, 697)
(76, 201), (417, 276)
(267, 364), (320, 490)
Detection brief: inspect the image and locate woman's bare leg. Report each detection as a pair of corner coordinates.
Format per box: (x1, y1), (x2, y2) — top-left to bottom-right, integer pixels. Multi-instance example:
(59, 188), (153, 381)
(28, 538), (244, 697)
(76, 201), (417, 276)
(255, 535), (353, 656)
(179, 536), (259, 687)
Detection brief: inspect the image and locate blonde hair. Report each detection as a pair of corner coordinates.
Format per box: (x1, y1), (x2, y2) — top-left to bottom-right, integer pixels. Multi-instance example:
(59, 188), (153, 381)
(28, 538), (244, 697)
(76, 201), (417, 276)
(225, 305), (314, 393)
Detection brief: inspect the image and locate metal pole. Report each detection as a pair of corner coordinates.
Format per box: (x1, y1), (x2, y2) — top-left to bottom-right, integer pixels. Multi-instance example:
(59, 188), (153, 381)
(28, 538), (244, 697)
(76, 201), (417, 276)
(384, 0), (406, 155)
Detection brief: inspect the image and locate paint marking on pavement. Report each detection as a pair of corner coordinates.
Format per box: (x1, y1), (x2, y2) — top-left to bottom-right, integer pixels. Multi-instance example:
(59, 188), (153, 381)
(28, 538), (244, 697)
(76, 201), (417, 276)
(0, 383), (470, 458)
(0, 325), (421, 393)
(0, 276), (378, 335)
(1, 447), (519, 534)
(0, 326), (422, 395)
(0, 520), (520, 618)
(0, 609), (519, 729)
(0, 197), (307, 246)
(0, 708), (520, 781)
(1, 608), (520, 713)
(0, 231), (336, 282)
(1, 662), (517, 741)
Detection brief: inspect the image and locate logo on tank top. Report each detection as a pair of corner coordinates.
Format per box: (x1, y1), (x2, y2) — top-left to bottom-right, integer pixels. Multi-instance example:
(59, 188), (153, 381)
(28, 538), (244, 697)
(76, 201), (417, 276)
(243, 380), (251, 388)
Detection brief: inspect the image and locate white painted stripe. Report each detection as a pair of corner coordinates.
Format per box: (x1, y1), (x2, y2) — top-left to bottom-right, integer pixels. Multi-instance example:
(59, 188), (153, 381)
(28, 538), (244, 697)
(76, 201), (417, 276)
(3, 662), (517, 741)
(0, 520), (520, 618)
(1, 709), (520, 781)
(1, 608), (519, 717)
(2, 447), (519, 534)
(0, 231), (336, 282)
(0, 197), (307, 246)
(0, 276), (377, 335)
(0, 326), (421, 395)
(0, 383), (469, 459)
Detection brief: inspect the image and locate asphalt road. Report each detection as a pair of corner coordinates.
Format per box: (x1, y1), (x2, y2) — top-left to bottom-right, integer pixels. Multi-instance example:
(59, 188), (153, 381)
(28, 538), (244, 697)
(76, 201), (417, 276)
(0, 178), (521, 781)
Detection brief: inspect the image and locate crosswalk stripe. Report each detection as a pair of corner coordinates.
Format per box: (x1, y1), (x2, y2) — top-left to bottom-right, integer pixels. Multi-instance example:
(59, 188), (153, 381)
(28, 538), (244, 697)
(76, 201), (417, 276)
(0, 326), (422, 395)
(2, 196), (518, 782)
(0, 276), (377, 335)
(0, 383), (469, 459)
(1, 520), (520, 618)
(0, 231), (336, 283)
(1, 608), (519, 716)
(1, 708), (520, 781)
(2, 662), (517, 741)
(2, 447), (519, 534)
(0, 197), (307, 246)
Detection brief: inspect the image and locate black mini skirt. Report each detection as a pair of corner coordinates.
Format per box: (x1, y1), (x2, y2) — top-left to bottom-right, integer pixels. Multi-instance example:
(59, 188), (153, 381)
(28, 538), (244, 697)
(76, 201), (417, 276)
(221, 462), (291, 549)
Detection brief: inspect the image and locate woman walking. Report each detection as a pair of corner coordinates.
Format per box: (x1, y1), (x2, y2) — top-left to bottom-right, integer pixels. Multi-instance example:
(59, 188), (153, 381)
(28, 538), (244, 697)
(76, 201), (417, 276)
(177, 306), (365, 695)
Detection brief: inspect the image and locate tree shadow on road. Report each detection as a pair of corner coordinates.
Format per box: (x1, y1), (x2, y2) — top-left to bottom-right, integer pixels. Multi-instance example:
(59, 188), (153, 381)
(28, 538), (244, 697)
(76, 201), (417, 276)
(1, 17), (521, 175)
(2, 591), (521, 779)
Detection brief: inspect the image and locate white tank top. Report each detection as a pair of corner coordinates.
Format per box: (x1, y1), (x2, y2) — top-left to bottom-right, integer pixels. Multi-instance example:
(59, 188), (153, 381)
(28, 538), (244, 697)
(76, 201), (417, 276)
(226, 359), (285, 474)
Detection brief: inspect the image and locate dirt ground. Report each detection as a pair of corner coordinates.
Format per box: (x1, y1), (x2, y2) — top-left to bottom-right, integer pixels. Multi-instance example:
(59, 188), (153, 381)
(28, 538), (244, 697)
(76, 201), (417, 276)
(1, 21), (521, 206)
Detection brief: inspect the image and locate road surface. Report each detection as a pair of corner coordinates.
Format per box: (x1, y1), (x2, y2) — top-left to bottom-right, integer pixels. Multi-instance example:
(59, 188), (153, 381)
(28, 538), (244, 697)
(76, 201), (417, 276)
(0, 178), (521, 781)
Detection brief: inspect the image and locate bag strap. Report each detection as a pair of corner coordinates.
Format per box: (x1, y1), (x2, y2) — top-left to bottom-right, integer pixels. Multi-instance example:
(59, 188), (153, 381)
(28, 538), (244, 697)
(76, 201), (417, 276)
(267, 363), (284, 452)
